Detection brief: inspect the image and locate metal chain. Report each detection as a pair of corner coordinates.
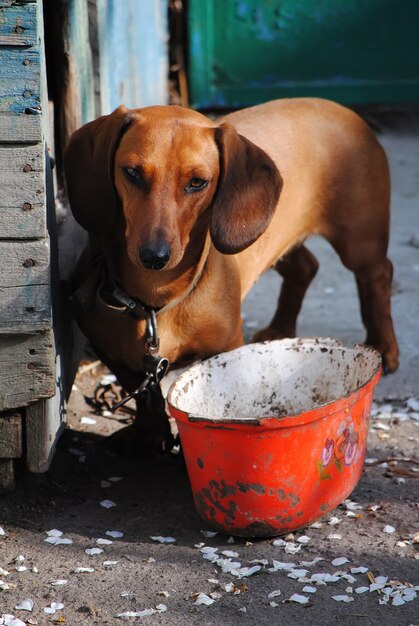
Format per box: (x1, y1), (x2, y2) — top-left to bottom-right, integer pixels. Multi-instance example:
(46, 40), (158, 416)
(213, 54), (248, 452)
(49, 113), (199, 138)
(112, 307), (169, 411)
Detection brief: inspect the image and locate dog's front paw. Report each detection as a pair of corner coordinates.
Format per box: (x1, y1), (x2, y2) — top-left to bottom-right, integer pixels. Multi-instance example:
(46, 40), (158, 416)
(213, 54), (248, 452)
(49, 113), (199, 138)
(105, 385), (175, 458)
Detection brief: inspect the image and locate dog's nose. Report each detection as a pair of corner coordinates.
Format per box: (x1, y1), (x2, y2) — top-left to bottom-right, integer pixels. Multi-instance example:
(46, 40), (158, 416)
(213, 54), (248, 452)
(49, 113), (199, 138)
(139, 243), (171, 270)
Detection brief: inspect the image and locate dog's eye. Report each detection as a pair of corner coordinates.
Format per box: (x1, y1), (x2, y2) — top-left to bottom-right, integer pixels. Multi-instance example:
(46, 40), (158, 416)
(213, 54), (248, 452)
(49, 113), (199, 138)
(185, 177), (208, 193)
(123, 166), (141, 181)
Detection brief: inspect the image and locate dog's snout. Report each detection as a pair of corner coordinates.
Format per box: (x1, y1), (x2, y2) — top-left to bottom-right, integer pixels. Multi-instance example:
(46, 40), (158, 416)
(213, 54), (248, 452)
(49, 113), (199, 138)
(139, 243), (171, 270)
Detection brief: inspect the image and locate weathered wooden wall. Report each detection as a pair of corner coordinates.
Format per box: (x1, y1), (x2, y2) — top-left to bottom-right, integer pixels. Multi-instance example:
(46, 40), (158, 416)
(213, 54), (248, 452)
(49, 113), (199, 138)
(0, 0), (57, 490)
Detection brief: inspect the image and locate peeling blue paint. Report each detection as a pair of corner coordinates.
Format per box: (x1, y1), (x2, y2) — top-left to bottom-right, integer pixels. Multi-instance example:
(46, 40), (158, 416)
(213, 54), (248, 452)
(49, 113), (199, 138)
(97, 0), (168, 113)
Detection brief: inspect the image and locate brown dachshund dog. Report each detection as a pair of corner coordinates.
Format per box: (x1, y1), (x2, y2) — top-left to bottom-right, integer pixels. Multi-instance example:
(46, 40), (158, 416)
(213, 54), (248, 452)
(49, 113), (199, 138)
(65, 98), (398, 453)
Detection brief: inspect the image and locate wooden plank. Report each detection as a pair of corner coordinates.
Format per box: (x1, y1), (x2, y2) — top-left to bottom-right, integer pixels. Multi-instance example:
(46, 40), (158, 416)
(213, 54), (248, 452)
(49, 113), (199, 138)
(0, 284), (51, 333)
(0, 413), (22, 457)
(0, 1), (36, 7)
(0, 331), (55, 411)
(0, 112), (42, 143)
(0, 204), (45, 239)
(0, 143), (45, 237)
(0, 47), (40, 113)
(24, 152), (67, 473)
(26, 396), (64, 473)
(0, 3), (36, 46)
(0, 143), (43, 173)
(97, 0), (168, 113)
(0, 458), (15, 493)
(0, 239), (49, 289)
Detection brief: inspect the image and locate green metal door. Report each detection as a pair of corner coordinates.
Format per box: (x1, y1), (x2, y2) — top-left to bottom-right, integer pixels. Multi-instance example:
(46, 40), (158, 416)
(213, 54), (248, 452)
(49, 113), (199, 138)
(188, 0), (419, 108)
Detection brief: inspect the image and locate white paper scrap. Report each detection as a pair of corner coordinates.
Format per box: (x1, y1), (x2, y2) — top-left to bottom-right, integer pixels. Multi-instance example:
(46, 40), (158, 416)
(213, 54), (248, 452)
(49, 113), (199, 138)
(100, 499), (116, 509)
(231, 565), (261, 578)
(46, 529), (63, 537)
(221, 550), (239, 558)
(300, 557), (323, 567)
(383, 525), (396, 534)
(194, 593), (215, 606)
(270, 560), (295, 571)
(297, 535), (310, 544)
(116, 609), (156, 618)
(44, 536), (73, 546)
(407, 397), (419, 411)
(332, 595), (354, 603)
(0, 617), (27, 626)
(85, 548), (104, 556)
(14, 600), (33, 612)
(80, 417), (97, 425)
(284, 543), (301, 554)
(150, 536), (176, 543)
(309, 521), (323, 529)
(44, 602), (64, 615)
(331, 557), (349, 566)
(272, 538), (286, 547)
(370, 582), (386, 592)
(73, 567), (95, 573)
(351, 566), (368, 574)
(289, 594), (310, 604)
(106, 530), (124, 539)
(287, 569), (309, 580)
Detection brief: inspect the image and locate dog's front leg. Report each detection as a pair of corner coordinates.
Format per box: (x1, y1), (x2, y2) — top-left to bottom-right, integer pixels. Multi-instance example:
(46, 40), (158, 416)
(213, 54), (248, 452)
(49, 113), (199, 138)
(106, 383), (175, 457)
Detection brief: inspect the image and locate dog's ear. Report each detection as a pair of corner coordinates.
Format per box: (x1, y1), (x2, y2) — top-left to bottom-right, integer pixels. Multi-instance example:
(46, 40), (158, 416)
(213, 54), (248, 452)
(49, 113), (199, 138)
(211, 122), (283, 254)
(63, 106), (133, 233)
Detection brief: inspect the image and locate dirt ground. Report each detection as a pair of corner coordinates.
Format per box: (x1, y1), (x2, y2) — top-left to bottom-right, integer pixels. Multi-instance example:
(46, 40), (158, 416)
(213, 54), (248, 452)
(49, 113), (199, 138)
(1, 110), (419, 625)
(0, 362), (418, 625)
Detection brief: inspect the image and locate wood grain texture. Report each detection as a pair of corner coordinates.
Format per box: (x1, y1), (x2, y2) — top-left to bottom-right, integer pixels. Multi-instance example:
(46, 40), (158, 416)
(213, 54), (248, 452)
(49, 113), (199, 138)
(26, 396), (64, 473)
(0, 331), (55, 411)
(0, 3), (37, 46)
(0, 284), (51, 333)
(0, 239), (50, 288)
(0, 413), (22, 457)
(0, 143), (45, 237)
(0, 458), (15, 492)
(0, 204), (45, 238)
(0, 112), (42, 143)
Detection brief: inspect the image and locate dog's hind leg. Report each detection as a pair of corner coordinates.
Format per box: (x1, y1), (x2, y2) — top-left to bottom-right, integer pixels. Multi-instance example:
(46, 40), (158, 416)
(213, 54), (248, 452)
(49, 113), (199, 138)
(330, 237), (399, 374)
(354, 259), (399, 373)
(252, 244), (319, 342)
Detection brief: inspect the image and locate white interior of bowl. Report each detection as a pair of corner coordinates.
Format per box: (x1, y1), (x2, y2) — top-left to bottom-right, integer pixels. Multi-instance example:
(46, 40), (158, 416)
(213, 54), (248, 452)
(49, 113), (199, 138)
(168, 338), (381, 421)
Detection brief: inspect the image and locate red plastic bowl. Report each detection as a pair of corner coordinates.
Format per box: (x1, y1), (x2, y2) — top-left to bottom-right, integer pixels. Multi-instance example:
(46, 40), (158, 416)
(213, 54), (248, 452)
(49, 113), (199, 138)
(167, 338), (381, 537)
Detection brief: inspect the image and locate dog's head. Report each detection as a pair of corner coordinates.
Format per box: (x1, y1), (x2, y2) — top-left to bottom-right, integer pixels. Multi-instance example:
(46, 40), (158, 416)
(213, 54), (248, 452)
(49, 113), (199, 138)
(64, 105), (283, 270)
